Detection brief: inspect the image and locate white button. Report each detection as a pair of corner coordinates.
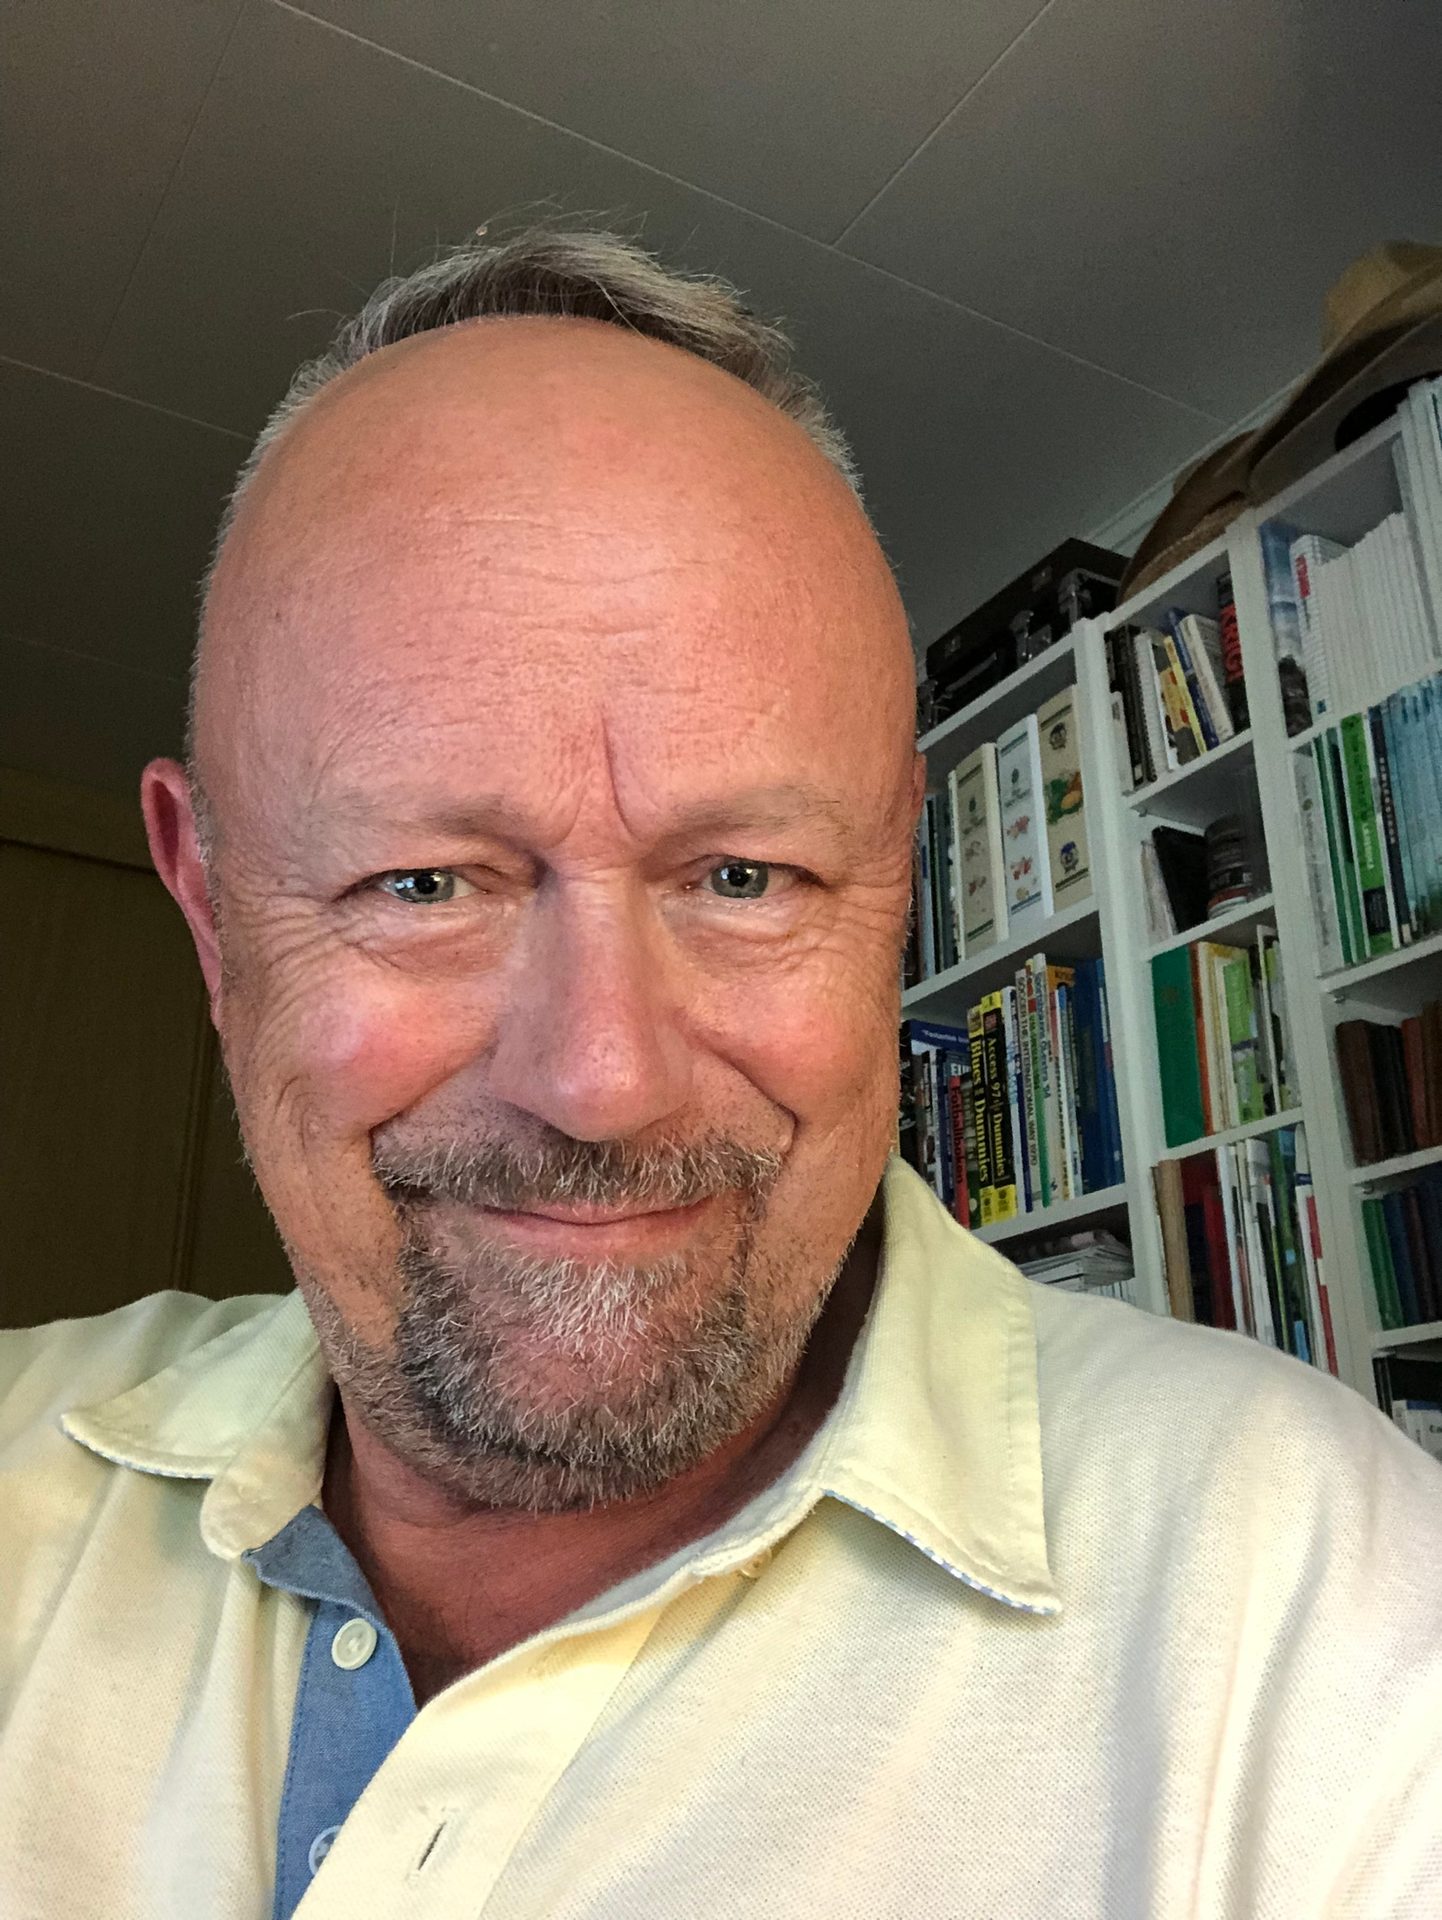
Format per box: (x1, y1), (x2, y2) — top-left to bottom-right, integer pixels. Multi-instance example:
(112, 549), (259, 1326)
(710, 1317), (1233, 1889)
(330, 1617), (378, 1670)
(308, 1825), (340, 1875)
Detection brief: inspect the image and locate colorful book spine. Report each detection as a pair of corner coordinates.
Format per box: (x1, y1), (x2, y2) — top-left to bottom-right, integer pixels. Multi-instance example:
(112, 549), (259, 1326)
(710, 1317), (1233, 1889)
(1036, 688), (1091, 907)
(953, 743), (1008, 954)
(994, 712), (1053, 930)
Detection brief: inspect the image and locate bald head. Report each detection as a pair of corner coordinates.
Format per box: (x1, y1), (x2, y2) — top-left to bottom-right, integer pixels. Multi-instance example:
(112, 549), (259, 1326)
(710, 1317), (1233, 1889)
(195, 314), (915, 852)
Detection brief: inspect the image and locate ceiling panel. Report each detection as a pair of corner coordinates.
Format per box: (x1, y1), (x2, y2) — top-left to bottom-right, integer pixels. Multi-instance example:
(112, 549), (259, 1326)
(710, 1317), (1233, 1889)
(0, 634), (185, 800)
(844, 0), (1442, 420)
(285, 0), (1050, 242)
(86, 0), (1212, 650)
(0, 0), (243, 377)
(0, 360), (245, 682)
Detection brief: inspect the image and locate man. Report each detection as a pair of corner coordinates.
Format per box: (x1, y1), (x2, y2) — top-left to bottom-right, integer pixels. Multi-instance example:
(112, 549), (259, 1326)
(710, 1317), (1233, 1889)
(2, 227), (1439, 1919)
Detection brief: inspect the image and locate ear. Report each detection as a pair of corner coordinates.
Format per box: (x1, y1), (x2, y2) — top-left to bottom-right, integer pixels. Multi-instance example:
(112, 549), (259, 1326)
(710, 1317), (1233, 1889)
(140, 758), (225, 1019)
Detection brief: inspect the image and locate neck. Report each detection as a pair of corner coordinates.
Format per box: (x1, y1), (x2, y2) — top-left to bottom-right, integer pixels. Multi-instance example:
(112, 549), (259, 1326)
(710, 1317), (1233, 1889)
(322, 1207), (880, 1701)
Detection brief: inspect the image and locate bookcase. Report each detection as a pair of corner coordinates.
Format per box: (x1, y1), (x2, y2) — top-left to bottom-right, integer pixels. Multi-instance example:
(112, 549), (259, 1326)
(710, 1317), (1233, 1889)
(903, 387), (1442, 1415)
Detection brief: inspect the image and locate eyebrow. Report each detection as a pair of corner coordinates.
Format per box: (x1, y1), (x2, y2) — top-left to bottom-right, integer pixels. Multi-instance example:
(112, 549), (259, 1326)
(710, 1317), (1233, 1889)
(321, 782), (864, 858)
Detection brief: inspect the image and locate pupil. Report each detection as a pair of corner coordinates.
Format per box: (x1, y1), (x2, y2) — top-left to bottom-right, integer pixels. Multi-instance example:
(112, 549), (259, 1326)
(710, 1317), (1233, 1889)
(719, 861), (764, 897)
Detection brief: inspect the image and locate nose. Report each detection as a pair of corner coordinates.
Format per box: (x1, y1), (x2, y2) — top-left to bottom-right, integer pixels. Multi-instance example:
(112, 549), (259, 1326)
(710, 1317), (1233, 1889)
(484, 877), (694, 1143)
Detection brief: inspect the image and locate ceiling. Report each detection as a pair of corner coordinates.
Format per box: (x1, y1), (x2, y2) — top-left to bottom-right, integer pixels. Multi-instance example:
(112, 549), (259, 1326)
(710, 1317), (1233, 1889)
(4, 0), (1441, 798)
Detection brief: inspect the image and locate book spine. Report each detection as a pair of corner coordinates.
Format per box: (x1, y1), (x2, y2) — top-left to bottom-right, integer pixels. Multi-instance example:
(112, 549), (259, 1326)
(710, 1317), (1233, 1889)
(1161, 630), (1208, 754)
(1361, 1195), (1403, 1330)
(979, 993), (1017, 1224)
(1115, 626), (1152, 785)
(1036, 689), (1092, 907)
(1151, 946), (1205, 1148)
(967, 1004), (991, 1226)
(1367, 704), (1413, 946)
(1150, 634), (1197, 766)
(945, 1053), (970, 1227)
(1216, 572), (1250, 732)
(1295, 1133), (1338, 1373)
(1339, 710), (1395, 957)
(1015, 966), (1042, 1213)
(1134, 628), (1173, 776)
(1167, 612), (1220, 751)
(917, 802), (937, 977)
(1003, 985), (1031, 1216)
(1293, 749), (1344, 971)
(1321, 726), (1367, 964)
(1027, 954), (1056, 1208)
(1185, 614), (1236, 743)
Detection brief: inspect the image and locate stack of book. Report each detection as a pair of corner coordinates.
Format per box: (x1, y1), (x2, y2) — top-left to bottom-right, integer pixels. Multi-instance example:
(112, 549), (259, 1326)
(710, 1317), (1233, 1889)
(906, 687), (1091, 983)
(1014, 1230), (1134, 1303)
(1335, 1001), (1442, 1165)
(1107, 591), (1249, 793)
(1361, 1167), (1442, 1331)
(1374, 1346), (1442, 1462)
(1150, 927), (1297, 1149)
(1294, 669), (1442, 970)
(1275, 511), (1437, 723)
(1153, 1125), (1337, 1372)
(897, 952), (1123, 1229)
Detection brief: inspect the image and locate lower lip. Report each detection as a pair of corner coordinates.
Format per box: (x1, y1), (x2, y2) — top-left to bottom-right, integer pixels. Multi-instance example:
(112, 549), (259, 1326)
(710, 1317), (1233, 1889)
(475, 1194), (717, 1255)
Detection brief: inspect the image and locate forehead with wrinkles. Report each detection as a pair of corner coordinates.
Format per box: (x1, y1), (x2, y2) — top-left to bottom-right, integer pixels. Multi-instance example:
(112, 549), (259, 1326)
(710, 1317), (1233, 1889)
(195, 315), (913, 853)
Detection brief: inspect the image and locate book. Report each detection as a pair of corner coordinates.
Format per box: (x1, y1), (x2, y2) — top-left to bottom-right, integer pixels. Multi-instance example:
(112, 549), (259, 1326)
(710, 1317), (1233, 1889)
(1337, 711), (1394, 957)
(1156, 629), (1206, 758)
(994, 713), (1052, 931)
(978, 992), (1018, 1224)
(1216, 570), (1250, 732)
(1289, 531), (1347, 717)
(1132, 626), (1173, 778)
(1151, 945), (1206, 1148)
(1150, 825), (1209, 934)
(1035, 688), (1091, 907)
(952, 744), (1008, 954)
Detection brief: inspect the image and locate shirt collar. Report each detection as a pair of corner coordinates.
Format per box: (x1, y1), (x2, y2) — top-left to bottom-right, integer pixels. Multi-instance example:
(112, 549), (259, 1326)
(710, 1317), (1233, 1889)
(61, 1157), (1058, 1614)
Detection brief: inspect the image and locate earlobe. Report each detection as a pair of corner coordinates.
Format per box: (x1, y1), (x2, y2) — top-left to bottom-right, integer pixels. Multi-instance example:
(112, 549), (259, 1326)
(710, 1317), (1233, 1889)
(140, 758), (225, 1016)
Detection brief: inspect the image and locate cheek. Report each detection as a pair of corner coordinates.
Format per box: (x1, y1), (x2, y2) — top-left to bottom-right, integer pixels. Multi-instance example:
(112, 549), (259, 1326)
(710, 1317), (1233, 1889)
(711, 964), (897, 1121)
(247, 967), (498, 1141)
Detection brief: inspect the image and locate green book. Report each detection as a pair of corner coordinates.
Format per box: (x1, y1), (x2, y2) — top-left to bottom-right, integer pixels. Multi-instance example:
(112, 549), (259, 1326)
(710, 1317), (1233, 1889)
(1222, 953), (1263, 1124)
(1150, 946), (1205, 1148)
(1361, 1195), (1403, 1330)
(1338, 712), (1394, 958)
(1311, 737), (1357, 967)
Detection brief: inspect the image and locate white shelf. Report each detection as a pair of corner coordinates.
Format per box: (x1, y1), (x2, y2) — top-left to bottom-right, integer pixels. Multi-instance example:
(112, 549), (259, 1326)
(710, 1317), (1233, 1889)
(1372, 1319), (1442, 1352)
(971, 1182), (1130, 1248)
(1146, 890), (1275, 961)
(903, 896), (1099, 1015)
(1127, 728), (1255, 821)
(1159, 1108), (1305, 1165)
(1319, 927), (1442, 1011)
(1350, 1143), (1442, 1187)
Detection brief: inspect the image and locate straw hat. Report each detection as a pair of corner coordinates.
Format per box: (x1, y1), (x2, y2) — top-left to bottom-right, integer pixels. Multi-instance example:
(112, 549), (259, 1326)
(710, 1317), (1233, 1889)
(1116, 431), (1253, 601)
(1247, 240), (1442, 501)
(1118, 241), (1442, 601)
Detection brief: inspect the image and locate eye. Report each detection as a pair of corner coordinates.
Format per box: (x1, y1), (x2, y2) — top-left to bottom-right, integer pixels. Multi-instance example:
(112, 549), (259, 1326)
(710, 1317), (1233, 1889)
(374, 869), (477, 906)
(705, 859), (775, 901)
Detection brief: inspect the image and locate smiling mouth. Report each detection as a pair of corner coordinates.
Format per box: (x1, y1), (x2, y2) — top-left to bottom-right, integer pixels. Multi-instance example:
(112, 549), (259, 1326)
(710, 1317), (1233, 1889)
(468, 1193), (718, 1254)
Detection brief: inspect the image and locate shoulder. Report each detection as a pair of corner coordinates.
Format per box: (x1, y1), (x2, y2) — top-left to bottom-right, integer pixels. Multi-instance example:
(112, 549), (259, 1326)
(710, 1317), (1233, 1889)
(0, 1291), (284, 1464)
(1025, 1277), (1442, 1587)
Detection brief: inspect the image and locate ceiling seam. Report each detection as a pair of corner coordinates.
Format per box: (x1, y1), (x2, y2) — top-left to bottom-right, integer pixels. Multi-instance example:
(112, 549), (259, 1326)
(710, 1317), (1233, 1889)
(0, 355), (250, 441)
(827, 0), (1062, 249)
(267, 0), (1222, 424)
(84, 0), (252, 385)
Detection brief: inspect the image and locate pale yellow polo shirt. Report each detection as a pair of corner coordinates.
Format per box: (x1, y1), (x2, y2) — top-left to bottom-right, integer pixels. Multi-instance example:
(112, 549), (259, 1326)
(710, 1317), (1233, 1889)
(2, 1156), (1440, 1918)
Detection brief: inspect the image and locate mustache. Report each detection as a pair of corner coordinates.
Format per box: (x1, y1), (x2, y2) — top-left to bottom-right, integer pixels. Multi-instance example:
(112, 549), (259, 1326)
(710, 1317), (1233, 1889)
(372, 1132), (783, 1214)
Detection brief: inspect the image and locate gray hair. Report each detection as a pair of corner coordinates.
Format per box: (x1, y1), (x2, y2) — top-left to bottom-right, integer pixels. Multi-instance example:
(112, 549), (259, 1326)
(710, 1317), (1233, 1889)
(186, 223), (863, 817)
